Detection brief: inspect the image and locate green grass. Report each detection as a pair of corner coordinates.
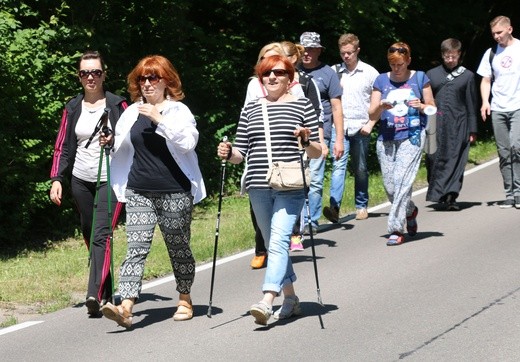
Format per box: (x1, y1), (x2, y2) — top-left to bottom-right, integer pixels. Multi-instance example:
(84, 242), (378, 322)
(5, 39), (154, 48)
(0, 316), (17, 328)
(0, 139), (498, 317)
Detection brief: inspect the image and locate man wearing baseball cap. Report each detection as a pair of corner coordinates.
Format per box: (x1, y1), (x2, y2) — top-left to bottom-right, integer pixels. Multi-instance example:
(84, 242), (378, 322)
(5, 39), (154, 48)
(298, 31), (345, 234)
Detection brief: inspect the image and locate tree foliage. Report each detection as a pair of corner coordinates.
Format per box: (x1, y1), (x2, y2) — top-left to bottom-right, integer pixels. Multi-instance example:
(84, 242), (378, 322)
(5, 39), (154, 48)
(0, 0), (517, 249)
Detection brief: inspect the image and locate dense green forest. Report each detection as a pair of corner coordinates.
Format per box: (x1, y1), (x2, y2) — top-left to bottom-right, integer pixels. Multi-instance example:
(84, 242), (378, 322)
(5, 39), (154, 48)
(0, 0), (517, 248)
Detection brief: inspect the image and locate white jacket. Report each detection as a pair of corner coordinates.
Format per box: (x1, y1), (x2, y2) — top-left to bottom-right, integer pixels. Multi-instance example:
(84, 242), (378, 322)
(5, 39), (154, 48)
(110, 101), (206, 203)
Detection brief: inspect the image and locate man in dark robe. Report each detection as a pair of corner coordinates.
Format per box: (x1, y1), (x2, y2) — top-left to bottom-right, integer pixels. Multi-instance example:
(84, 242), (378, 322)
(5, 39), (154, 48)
(425, 38), (478, 210)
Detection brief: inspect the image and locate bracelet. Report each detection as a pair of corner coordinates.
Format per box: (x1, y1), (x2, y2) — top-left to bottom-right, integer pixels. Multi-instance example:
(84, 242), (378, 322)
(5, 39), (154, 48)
(226, 146), (233, 160)
(301, 138), (311, 148)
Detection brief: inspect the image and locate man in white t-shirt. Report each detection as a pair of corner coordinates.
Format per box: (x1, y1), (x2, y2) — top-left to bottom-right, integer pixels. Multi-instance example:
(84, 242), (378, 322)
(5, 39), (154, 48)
(477, 15), (520, 209)
(325, 34), (379, 222)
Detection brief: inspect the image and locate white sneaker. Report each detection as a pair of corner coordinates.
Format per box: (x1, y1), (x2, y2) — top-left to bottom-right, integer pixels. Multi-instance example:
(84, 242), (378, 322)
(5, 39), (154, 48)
(355, 208), (368, 220)
(273, 296), (302, 320)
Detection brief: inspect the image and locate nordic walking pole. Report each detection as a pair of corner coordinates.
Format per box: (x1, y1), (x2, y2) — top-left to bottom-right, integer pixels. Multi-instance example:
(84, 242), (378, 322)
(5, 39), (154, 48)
(87, 109), (115, 305)
(100, 118), (115, 305)
(87, 109), (110, 266)
(298, 139), (323, 306)
(88, 148), (104, 266)
(207, 136), (228, 317)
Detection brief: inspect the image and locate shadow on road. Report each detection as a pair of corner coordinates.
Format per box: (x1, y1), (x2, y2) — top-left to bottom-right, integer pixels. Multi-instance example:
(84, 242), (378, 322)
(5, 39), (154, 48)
(252, 301), (338, 331)
(391, 231), (445, 245)
(427, 201), (482, 211)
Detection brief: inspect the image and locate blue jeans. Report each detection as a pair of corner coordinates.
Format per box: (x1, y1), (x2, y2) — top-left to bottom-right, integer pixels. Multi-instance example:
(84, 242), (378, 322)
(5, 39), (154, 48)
(307, 128), (349, 227)
(348, 132), (370, 209)
(328, 128), (350, 210)
(248, 188), (305, 294)
(491, 109), (520, 198)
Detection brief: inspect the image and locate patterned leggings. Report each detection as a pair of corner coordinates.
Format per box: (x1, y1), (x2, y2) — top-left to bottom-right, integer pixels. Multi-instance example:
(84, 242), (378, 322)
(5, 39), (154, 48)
(376, 132), (424, 234)
(119, 189), (195, 299)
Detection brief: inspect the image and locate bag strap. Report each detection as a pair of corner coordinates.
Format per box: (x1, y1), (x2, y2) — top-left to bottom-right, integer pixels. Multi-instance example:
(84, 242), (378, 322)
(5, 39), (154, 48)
(261, 98), (308, 166)
(298, 72), (311, 96)
(416, 70), (425, 100)
(261, 99), (273, 166)
(489, 44), (497, 83)
(436, 66), (466, 93)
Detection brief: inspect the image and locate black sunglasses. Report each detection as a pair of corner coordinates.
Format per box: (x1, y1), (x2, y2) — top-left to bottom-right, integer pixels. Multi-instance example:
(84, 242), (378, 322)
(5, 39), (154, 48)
(261, 69), (289, 77)
(79, 69), (103, 79)
(137, 74), (161, 85)
(388, 47), (408, 54)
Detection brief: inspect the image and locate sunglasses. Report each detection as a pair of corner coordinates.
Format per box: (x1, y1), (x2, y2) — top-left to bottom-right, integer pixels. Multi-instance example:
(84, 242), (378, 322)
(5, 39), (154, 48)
(261, 69), (289, 77)
(79, 69), (103, 79)
(138, 74), (161, 85)
(388, 47), (408, 54)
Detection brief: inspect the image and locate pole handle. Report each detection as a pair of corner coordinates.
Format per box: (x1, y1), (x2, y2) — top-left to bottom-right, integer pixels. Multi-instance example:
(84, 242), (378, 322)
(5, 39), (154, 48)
(221, 136), (228, 165)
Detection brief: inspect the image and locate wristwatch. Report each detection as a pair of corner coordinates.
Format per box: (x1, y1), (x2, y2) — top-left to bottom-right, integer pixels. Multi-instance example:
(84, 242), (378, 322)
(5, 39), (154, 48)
(301, 138), (311, 147)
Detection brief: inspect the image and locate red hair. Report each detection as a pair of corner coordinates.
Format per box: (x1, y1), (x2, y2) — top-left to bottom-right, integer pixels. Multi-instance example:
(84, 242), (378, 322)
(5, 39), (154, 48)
(387, 42), (411, 63)
(127, 55), (185, 102)
(254, 55), (295, 82)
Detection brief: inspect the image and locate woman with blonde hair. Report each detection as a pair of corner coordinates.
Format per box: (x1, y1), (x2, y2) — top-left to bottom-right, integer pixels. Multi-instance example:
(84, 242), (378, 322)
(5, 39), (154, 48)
(281, 40), (325, 250)
(244, 42), (323, 266)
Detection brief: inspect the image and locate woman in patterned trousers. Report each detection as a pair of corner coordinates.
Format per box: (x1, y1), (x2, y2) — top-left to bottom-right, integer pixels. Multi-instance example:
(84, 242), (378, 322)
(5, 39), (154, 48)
(100, 55), (206, 328)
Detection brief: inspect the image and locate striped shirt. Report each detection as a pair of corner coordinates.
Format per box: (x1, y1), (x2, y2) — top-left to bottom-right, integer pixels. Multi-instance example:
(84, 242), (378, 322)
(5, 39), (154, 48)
(235, 98), (319, 189)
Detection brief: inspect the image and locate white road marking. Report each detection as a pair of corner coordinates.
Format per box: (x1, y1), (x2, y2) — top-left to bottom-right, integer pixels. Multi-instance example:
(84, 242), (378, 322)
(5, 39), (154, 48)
(0, 321), (43, 336)
(0, 157), (499, 336)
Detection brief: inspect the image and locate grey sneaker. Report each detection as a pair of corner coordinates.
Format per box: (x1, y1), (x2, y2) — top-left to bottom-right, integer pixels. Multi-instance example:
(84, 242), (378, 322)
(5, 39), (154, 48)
(273, 296), (302, 320)
(303, 225), (317, 236)
(515, 196), (520, 209)
(500, 199), (514, 209)
(250, 301), (272, 325)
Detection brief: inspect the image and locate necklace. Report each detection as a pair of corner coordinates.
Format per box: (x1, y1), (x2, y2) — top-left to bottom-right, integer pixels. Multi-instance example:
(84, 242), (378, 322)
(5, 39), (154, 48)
(83, 100), (105, 114)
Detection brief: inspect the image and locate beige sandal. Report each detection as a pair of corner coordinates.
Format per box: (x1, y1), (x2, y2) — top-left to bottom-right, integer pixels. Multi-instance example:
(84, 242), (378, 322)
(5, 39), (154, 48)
(173, 300), (193, 321)
(101, 302), (133, 328)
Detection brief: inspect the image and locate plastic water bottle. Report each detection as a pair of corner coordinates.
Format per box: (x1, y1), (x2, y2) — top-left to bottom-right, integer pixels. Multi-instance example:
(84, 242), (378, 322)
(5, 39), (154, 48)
(424, 105), (438, 154)
(408, 92), (421, 146)
(408, 121), (420, 146)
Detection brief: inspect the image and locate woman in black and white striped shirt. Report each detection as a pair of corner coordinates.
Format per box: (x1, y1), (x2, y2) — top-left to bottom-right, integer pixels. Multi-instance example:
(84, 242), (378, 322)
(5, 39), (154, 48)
(218, 55), (321, 325)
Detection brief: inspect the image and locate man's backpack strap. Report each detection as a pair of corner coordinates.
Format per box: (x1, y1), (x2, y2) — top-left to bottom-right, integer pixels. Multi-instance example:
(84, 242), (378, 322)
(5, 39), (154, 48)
(489, 44), (498, 83)
(298, 71), (312, 96)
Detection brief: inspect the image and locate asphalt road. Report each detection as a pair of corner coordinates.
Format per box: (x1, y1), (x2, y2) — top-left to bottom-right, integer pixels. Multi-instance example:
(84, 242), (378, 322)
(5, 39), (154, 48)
(2, 158), (520, 361)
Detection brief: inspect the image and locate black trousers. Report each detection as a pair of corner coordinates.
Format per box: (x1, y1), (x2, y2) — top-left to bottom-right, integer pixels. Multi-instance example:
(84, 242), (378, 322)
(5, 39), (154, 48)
(250, 201), (267, 255)
(71, 176), (122, 302)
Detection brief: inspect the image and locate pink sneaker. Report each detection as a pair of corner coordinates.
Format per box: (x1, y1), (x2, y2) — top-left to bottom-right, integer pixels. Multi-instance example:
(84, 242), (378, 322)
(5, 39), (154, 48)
(290, 235), (304, 252)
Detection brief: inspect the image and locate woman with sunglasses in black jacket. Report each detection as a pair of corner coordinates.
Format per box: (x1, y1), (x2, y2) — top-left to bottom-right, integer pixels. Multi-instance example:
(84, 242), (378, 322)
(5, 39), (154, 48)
(50, 50), (128, 316)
